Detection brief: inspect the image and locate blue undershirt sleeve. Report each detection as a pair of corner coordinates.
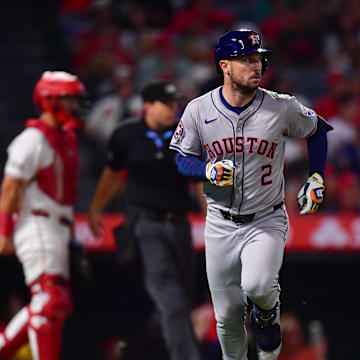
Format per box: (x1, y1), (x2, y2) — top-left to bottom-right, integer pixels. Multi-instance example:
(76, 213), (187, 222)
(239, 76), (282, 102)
(175, 153), (208, 181)
(307, 117), (330, 177)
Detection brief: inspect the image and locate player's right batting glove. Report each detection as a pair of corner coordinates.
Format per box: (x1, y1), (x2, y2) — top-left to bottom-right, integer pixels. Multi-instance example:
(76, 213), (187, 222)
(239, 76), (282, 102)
(297, 172), (325, 215)
(206, 160), (235, 186)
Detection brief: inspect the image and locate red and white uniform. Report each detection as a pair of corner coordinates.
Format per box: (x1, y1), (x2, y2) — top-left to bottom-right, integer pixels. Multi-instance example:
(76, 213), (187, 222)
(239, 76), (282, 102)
(6, 119), (78, 284)
(0, 119), (78, 360)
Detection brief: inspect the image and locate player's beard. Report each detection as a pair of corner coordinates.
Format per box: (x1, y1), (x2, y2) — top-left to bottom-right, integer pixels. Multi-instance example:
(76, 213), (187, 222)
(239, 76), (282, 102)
(229, 68), (260, 95)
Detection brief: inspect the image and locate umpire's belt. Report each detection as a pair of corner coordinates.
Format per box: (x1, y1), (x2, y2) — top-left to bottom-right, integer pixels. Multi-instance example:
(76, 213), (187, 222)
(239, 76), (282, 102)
(32, 209), (73, 228)
(219, 202), (283, 225)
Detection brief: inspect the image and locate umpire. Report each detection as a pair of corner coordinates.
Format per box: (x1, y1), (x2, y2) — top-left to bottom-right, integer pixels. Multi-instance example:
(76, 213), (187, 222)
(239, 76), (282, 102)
(88, 80), (202, 360)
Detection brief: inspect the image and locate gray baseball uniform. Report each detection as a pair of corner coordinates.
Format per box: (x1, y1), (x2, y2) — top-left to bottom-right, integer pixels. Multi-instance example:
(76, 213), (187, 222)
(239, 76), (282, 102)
(170, 86), (318, 360)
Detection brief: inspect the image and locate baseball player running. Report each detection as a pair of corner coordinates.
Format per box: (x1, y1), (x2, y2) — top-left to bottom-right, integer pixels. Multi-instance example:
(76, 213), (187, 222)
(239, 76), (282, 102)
(170, 29), (333, 360)
(0, 71), (86, 360)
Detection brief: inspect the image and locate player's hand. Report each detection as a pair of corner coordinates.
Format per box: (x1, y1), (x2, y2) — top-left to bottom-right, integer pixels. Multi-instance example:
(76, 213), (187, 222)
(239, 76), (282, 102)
(206, 160), (235, 186)
(88, 212), (104, 237)
(0, 235), (15, 256)
(297, 173), (325, 215)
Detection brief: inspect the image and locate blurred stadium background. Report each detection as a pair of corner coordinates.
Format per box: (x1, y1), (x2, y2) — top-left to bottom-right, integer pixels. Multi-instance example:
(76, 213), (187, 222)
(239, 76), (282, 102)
(0, 0), (359, 359)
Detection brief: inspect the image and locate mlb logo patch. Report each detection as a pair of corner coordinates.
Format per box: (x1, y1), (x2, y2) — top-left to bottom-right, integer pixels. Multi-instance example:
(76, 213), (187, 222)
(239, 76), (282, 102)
(302, 105), (315, 117)
(173, 120), (185, 142)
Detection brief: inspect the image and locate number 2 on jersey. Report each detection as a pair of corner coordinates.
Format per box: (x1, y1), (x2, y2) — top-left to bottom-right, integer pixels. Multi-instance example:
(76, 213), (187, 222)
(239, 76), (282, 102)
(261, 164), (272, 186)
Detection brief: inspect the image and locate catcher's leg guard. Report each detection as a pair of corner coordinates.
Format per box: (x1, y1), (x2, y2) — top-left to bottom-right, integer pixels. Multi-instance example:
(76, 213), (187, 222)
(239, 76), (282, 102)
(0, 307), (29, 359)
(251, 302), (281, 360)
(0, 274), (72, 360)
(27, 274), (73, 360)
(28, 316), (64, 360)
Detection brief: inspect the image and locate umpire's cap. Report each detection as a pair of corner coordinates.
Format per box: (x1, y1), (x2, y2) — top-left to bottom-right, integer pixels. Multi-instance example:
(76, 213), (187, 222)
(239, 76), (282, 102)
(214, 29), (272, 74)
(141, 80), (184, 103)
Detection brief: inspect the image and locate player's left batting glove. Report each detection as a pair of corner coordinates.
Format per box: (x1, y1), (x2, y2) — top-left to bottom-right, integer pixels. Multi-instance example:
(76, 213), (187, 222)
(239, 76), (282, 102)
(206, 160), (235, 186)
(297, 172), (325, 215)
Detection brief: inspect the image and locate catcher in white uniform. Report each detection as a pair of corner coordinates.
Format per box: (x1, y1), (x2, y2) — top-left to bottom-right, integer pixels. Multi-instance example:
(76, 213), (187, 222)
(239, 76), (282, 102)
(170, 29), (332, 360)
(0, 71), (86, 360)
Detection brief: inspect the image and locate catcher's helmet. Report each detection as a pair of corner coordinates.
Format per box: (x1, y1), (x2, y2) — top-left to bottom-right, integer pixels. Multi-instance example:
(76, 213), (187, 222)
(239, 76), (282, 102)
(214, 29), (271, 74)
(33, 71), (86, 128)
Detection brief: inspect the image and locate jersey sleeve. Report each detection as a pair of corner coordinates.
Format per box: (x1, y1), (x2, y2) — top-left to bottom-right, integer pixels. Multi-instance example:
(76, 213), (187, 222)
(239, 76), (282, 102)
(106, 126), (128, 170)
(5, 128), (52, 181)
(283, 97), (318, 138)
(169, 102), (202, 157)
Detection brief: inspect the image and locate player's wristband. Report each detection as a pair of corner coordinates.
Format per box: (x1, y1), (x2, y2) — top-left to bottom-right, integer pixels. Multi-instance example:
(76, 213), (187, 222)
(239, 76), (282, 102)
(0, 211), (16, 237)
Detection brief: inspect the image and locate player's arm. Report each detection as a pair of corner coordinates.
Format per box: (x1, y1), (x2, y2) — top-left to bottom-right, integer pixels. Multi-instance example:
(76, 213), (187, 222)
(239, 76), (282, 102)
(297, 117), (333, 215)
(171, 104), (234, 186)
(0, 175), (26, 255)
(176, 153), (234, 187)
(88, 166), (125, 237)
(176, 153), (207, 180)
(283, 99), (333, 215)
(0, 128), (48, 254)
(307, 116), (332, 178)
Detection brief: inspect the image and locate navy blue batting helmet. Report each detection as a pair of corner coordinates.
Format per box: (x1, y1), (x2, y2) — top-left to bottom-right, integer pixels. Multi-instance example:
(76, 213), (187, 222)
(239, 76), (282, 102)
(214, 29), (272, 74)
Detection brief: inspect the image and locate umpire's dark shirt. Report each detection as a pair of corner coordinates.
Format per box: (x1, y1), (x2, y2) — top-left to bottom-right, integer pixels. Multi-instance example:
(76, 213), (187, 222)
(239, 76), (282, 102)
(106, 117), (192, 213)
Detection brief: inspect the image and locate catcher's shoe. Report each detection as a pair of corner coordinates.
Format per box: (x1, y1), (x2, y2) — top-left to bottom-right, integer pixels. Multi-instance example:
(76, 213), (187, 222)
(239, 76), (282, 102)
(251, 303), (282, 360)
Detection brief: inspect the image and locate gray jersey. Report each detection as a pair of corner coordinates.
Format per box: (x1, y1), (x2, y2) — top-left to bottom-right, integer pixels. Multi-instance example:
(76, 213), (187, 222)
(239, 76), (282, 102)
(170, 86), (318, 215)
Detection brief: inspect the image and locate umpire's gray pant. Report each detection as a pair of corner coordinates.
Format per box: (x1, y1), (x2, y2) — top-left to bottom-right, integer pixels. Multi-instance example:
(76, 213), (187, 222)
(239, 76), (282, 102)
(135, 215), (202, 360)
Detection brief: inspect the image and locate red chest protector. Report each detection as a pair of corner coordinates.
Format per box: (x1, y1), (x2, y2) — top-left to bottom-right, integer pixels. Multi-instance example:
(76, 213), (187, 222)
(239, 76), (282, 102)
(26, 119), (79, 205)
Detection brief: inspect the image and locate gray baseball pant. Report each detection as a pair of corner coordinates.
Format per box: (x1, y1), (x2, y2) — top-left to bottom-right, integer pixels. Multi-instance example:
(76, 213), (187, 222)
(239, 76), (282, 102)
(204, 204), (289, 360)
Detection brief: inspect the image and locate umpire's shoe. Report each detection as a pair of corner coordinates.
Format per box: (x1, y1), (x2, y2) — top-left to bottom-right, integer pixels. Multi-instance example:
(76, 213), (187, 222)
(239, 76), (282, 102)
(250, 302), (281, 360)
